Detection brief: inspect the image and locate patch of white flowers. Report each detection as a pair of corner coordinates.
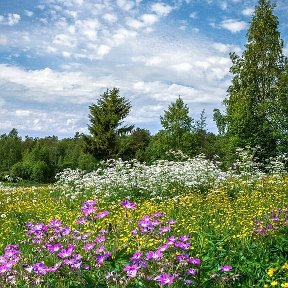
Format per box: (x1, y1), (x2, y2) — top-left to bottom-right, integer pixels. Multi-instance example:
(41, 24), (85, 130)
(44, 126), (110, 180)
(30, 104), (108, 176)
(52, 150), (287, 201)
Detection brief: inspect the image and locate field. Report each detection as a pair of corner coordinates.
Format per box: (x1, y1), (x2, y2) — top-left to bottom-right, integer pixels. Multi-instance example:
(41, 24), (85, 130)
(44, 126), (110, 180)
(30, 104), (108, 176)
(0, 153), (287, 287)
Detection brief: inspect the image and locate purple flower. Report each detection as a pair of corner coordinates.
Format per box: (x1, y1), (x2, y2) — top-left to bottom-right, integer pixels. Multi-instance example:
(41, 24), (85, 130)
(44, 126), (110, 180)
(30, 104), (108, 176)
(0, 264), (10, 273)
(81, 206), (96, 216)
(220, 265), (232, 272)
(46, 243), (63, 253)
(174, 241), (190, 250)
(179, 235), (190, 242)
(130, 252), (143, 262)
(187, 268), (198, 275)
(95, 246), (106, 254)
(83, 243), (95, 252)
(188, 258), (201, 265)
(121, 200), (136, 209)
(49, 219), (62, 227)
(176, 253), (189, 263)
(159, 226), (171, 234)
(167, 219), (176, 225)
(94, 236), (106, 243)
(58, 244), (75, 258)
(76, 217), (87, 224)
(33, 262), (48, 275)
(96, 253), (111, 265)
(95, 210), (109, 219)
(123, 264), (139, 278)
(152, 212), (165, 217)
(154, 273), (175, 285)
(146, 250), (163, 260)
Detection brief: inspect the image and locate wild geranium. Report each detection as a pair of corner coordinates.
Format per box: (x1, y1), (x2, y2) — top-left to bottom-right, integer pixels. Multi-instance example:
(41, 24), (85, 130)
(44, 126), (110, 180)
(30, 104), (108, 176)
(154, 273), (175, 285)
(121, 200), (136, 209)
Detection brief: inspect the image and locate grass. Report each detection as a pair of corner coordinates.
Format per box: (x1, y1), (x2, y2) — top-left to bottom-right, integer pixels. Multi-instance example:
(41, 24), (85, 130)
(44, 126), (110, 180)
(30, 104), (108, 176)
(0, 161), (287, 287)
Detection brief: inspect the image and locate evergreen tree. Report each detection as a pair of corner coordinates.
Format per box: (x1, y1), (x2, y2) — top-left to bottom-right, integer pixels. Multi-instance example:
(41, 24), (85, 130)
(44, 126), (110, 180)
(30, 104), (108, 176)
(222, 0), (286, 160)
(83, 88), (134, 160)
(160, 96), (193, 151)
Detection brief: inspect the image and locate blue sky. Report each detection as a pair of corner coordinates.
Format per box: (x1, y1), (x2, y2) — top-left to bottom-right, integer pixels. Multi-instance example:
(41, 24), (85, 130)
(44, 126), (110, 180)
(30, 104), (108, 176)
(0, 0), (287, 138)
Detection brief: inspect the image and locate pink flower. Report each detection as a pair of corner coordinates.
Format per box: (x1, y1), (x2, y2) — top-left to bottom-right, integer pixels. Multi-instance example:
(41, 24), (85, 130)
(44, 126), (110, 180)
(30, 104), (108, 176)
(121, 200), (136, 209)
(220, 265), (233, 272)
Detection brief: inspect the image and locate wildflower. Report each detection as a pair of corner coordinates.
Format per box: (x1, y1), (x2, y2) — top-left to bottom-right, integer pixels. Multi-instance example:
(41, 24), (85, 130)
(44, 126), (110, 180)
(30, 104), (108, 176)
(146, 250), (163, 260)
(281, 283), (288, 287)
(121, 200), (136, 209)
(46, 243), (63, 253)
(76, 217), (87, 224)
(130, 252), (142, 262)
(154, 273), (175, 285)
(95, 210), (109, 218)
(187, 268), (198, 275)
(33, 262), (48, 275)
(159, 226), (171, 234)
(282, 263), (288, 270)
(83, 243), (95, 252)
(123, 264), (139, 278)
(94, 236), (106, 243)
(58, 244), (75, 258)
(188, 258), (201, 265)
(220, 265), (233, 272)
(176, 253), (189, 263)
(271, 281), (278, 286)
(267, 268), (277, 277)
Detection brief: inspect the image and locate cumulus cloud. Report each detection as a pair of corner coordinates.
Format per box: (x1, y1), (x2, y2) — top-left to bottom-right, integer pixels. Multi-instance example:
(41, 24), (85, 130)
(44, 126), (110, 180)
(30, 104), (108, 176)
(0, 13), (21, 26)
(220, 19), (247, 33)
(151, 3), (173, 16)
(242, 7), (254, 16)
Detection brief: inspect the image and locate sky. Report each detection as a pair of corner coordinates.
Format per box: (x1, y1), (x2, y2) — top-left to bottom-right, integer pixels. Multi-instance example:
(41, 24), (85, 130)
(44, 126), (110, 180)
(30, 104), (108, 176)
(0, 0), (287, 138)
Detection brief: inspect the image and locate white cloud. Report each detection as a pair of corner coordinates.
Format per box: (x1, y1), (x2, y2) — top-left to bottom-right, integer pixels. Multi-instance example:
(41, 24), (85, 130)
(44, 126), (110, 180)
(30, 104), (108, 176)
(189, 12), (197, 19)
(126, 17), (144, 29)
(116, 0), (135, 11)
(24, 10), (34, 17)
(151, 3), (173, 16)
(212, 42), (241, 54)
(98, 45), (111, 57)
(0, 13), (21, 26)
(102, 13), (118, 23)
(220, 19), (247, 33)
(141, 14), (159, 26)
(242, 7), (254, 16)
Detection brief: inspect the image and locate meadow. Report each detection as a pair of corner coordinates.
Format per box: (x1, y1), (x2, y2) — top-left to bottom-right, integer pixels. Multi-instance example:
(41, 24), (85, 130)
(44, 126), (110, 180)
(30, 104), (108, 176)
(0, 150), (287, 287)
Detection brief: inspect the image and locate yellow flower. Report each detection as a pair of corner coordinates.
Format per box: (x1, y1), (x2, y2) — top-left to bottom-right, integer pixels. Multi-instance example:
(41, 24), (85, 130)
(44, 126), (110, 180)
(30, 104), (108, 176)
(282, 263), (288, 270)
(281, 283), (288, 288)
(271, 281), (278, 286)
(268, 268), (277, 277)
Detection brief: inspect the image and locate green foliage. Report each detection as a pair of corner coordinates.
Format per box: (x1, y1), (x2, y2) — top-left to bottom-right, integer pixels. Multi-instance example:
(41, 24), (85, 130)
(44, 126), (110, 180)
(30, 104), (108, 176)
(83, 88), (134, 160)
(222, 0), (287, 161)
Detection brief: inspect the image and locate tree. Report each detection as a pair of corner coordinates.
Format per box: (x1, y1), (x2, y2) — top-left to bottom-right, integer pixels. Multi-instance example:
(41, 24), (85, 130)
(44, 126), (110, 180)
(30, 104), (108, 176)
(147, 97), (194, 160)
(160, 96), (193, 151)
(83, 88), (134, 160)
(222, 0), (287, 160)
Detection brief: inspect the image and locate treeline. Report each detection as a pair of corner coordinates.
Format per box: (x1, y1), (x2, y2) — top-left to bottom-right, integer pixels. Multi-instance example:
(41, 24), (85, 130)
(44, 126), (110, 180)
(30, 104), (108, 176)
(0, 103), (220, 183)
(1, 0), (288, 183)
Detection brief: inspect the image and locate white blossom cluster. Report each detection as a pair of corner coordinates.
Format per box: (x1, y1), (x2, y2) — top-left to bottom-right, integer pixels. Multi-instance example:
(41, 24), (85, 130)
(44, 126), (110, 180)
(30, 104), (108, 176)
(53, 151), (287, 201)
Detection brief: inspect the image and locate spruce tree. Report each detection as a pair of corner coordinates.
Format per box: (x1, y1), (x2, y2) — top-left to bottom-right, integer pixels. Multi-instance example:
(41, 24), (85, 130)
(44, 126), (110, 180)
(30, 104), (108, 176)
(160, 96), (193, 151)
(223, 0), (286, 160)
(83, 88), (134, 160)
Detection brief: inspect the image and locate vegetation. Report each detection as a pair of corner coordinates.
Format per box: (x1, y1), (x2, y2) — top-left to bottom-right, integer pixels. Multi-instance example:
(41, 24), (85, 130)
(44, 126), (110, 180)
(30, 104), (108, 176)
(0, 155), (287, 287)
(0, 1), (287, 286)
(214, 0), (288, 161)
